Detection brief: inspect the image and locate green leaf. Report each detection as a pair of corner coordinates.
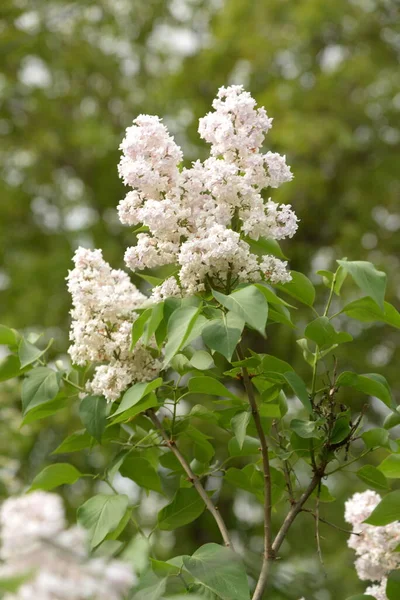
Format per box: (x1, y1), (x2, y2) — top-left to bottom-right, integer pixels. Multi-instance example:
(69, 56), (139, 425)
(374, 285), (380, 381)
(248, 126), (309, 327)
(20, 393), (69, 426)
(342, 297), (400, 329)
(337, 371), (393, 408)
(305, 316), (352, 347)
(275, 271), (315, 306)
(0, 325), (19, 346)
(120, 456), (163, 494)
(362, 428), (391, 450)
(183, 543), (250, 600)
(163, 306), (201, 366)
(260, 354), (294, 374)
(330, 415), (351, 444)
(364, 490), (400, 525)
(387, 570), (400, 600)
(133, 571), (167, 600)
(281, 371), (312, 413)
(143, 302), (164, 345)
(357, 465), (390, 491)
(246, 235), (287, 259)
(231, 411), (251, 449)
(0, 354), (22, 382)
(337, 259), (387, 310)
(317, 266), (347, 295)
(149, 558), (180, 578)
(190, 350), (215, 371)
(345, 596), (376, 600)
(52, 430), (93, 454)
(29, 463), (82, 491)
(136, 273), (164, 287)
(77, 494), (130, 549)
(112, 378), (162, 417)
(228, 436), (260, 457)
(378, 454), (400, 479)
(188, 376), (241, 401)
(79, 395), (108, 442)
(157, 487), (205, 530)
(212, 286), (268, 336)
(21, 367), (61, 414)
(110, 393), (159, 425)
(131, 309), (152, 349)
(18, 337), (53, 369)
(384, 410), (400, 430)
(290, 419), (322, 439)
(202, 312), (245, 361)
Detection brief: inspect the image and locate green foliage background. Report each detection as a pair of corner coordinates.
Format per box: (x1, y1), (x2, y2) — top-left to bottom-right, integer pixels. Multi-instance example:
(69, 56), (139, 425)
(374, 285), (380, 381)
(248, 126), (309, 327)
(0, 0), (399, 598)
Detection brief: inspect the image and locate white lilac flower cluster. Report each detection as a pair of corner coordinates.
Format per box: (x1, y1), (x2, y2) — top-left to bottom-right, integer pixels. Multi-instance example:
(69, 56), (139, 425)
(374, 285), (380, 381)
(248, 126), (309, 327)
(345, 490), (400, 600)
(67, 247), (161, 401)
(118, 85), (297, 299)
(0, 491), (135, 600)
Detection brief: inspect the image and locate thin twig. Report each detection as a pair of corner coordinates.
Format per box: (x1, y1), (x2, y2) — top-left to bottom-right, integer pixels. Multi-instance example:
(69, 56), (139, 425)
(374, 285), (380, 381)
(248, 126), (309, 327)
(237, 345), (273, 600)
(301, 509), (361, 536)
(146, 408), (233, 549)
(315, 483), (326, 576)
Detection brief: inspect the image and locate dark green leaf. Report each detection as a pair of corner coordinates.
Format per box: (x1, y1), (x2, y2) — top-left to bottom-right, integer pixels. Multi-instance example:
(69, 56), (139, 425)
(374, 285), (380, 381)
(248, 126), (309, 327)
(281, 371), (312, 413)
(120, 456), (163, 494)
(364, 490), (400, 525)
(387, 570), (400, 600)
(305, 316), (352, 347)
(79, 395), (108, 442)
(275, 271), (315, 306)
(183, 543), (250, 600)
(337, 371), (393, 408)
(158, 487), (205, 530)
(130, 309), (152, 349)
(188, 376), (241, 401)
(357, 465), (390, 491)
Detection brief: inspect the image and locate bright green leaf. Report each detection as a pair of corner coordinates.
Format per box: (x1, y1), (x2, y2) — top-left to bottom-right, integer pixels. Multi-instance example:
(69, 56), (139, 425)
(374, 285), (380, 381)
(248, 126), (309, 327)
(130, 309), (151, 349)
(112, 378), (162, 417)
(190, 350), (215, 371)
(188, 376), (241, 401)
(21, 367), (61, 414)
(305, 316), (352, 347)
(202, 312), (245, 361)
(337, 259), (387, 310)
(29, 463), (82, 491)
(163, 306), (201, 366)
(212, 286), (268, 336)
(77, 494), (130, 548)
(342, 297), (400, 329)
(231, 411), (251, 449)
(378, 454), (400, 479)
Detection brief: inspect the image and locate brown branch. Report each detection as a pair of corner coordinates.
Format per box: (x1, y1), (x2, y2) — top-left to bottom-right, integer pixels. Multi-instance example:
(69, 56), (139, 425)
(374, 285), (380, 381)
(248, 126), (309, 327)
(237, 345), (273, 600)
(146, 408), (233, 549)
(272, 467), (326, 556)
